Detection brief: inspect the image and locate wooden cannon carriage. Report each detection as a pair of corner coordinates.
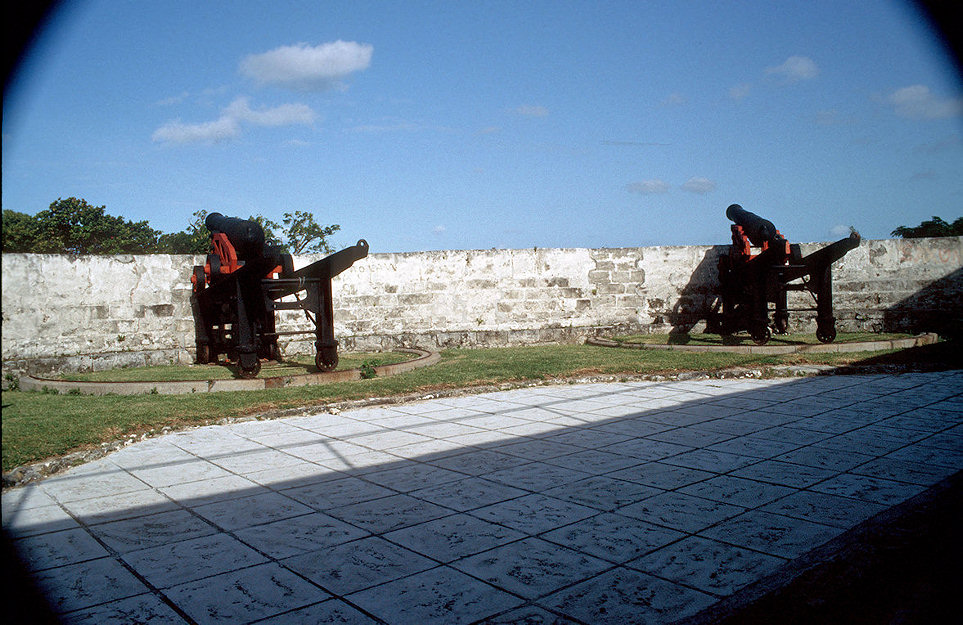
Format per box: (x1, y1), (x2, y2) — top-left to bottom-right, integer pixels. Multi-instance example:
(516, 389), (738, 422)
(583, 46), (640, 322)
(190, 213), (368, 377)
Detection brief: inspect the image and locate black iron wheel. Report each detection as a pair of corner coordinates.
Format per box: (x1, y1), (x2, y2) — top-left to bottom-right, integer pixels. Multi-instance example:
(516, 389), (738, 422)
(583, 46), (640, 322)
(192, 266), (206, 294)
(315, 348), (339, 372)
(751, 325), (772, 345)
(816, 326), (837, 343)
(239, 360), (261, 379)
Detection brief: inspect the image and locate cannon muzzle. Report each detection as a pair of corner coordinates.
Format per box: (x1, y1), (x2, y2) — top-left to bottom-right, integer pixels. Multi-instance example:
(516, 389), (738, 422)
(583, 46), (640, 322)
(205, 212), (266, 260)
(726, 204), (782, 246)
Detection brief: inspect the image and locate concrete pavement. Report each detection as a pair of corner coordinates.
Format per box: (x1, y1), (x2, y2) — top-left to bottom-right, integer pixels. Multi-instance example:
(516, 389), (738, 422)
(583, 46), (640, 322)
(3, 370), (961, 624)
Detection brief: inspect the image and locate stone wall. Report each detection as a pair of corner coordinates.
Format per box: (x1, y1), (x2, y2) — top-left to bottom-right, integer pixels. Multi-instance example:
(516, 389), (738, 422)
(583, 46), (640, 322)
(2, 236), (961, 374)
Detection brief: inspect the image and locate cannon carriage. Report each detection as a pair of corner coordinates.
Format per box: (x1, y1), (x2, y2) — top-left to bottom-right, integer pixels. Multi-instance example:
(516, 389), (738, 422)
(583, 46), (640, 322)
(190, 213), (368, 378)
(716, 204), (860, 345)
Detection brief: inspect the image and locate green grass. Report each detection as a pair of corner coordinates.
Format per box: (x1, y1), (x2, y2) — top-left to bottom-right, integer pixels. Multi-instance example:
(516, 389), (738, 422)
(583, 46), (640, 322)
(58, 351), (416, 382)
(2, 341), (956, 473)
(611, 331), (913, 346)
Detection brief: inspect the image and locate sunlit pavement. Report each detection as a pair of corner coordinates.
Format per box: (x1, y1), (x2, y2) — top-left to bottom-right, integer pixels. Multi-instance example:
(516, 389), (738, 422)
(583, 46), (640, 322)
(4, 371), (962, 624)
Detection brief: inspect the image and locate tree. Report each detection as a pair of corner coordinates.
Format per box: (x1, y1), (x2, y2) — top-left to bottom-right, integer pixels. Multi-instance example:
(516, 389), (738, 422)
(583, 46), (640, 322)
(155, 210), (212, 254)
(2, 200), (341, 256)
(157, 210), (288, 254)
(161, 209), (339, 255)
(282, 210), (340, 254)
(891, 216), (963, 238)
(1, 209), (40, 252)
(248, 214), (284, 248)
(2, 198), (160, 254)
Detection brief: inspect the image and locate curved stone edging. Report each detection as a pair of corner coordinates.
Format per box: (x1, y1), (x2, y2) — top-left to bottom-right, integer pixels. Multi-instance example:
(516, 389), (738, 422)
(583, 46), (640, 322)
(18, 348), (440, 396)
(586, 332), (939, 354)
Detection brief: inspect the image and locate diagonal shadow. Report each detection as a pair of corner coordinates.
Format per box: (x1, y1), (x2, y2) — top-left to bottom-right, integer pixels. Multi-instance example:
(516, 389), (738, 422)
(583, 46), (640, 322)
(881, 267), (963, 341)
(3, 371), (962, 624)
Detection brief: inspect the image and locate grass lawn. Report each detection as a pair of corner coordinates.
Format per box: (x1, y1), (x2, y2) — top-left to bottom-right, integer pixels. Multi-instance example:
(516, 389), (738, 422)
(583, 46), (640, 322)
(2, 341), (958, 473)
(609, 331), (913, 346)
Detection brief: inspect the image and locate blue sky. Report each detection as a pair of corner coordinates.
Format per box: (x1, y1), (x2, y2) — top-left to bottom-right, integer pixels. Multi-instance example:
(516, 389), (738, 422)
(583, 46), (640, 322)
(3, 0), (962, 253)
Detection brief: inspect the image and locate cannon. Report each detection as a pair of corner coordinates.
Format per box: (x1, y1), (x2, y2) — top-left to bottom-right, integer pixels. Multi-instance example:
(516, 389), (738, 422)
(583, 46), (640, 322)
(715, 204), (860, 345)
(190, 212), (368, 378)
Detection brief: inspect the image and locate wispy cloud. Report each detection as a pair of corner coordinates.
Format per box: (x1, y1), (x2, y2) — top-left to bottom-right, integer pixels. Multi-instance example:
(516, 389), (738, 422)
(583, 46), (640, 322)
(829, 224), (852, 238)
(513, 105), (549, 117)
(680, 177), (717, 194)
(728, 83), (751, 101)
(813, 109), (853, 126)
(602, 140), (670, 147)
(660, 92), (687, 107)
(345, 118), (419, 133)
(766, 55), (819, 83)
(432, 225), (446, 234)
(155, 91), (190, 107)
(152, 116), (240, 145)
(914, 133), (962, 154)
(240, 41), (373, 91)
(626, 180), (670, 195)
(224, 97), (316, 126)
(152, 97), (316, 145)
(885, 85), (963, 120)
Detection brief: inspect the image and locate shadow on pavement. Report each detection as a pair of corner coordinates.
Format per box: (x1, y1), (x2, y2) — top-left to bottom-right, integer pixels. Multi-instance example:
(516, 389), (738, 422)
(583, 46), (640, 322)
(2, 371), (961, 624)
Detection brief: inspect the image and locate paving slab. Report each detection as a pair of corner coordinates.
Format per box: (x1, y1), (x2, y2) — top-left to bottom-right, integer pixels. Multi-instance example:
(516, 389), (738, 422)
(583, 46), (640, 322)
(3, 370), (962, 624)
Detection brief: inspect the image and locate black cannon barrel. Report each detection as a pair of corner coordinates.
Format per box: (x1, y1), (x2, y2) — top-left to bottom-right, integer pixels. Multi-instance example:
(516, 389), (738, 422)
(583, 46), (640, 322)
(205, 213), (266, 260)
(726, 204), (782, 246)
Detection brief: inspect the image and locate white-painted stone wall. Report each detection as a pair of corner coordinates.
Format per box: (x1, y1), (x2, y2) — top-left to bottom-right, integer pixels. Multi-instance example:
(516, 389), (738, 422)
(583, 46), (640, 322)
(2, 236), (961, 374)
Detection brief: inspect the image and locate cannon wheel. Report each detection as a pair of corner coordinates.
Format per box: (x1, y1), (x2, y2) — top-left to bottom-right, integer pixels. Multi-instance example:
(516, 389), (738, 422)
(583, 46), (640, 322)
(750, 325), (772, 346)
(192, 265), (206, 293)
(239, 360), (261, 379)
(316, 347), (339, 372)
(816, 326), (837, 344)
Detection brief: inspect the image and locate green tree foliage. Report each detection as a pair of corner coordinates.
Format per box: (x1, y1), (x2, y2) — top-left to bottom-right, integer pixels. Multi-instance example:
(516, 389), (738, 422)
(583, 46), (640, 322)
(891, 216), (963, 238)
(156, 210), (288, 254)
(155, 210), (211, 254)
(3, 199), (341, 256)
(248, 214), (284, 248)
(282, 210), (341, 254)
(2, 198), (160, 254)
(1, 209), (41, 252)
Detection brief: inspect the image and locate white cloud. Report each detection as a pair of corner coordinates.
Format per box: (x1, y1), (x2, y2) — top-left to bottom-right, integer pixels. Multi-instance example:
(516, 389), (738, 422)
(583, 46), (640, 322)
(814, 109), (845, 126)
(155, 91), (190, 107)
(766, 56), (819, 83)
(432, 225), (446, 234)
(514, 105), (549, 117)
(346, 118), (419, 133)
(224, 97), (316, 126)
(151, 116), (240, 145)
(153, 97), (316, 145)
(886, 85), (963, 120)
(240, 41), (373, 91)
(626, 180), (670, 195)
(728, 83), (751, 101)
(829, 224), (851, 238)
(680, 177), (717, 194)
(661, 92), (687, 107)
